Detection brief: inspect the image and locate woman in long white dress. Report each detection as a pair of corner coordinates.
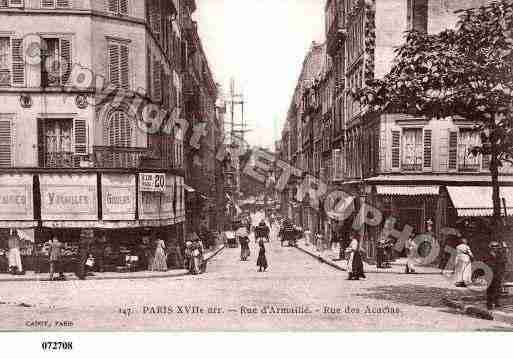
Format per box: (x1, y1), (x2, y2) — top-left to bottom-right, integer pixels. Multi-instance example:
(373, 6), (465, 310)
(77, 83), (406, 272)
(454, 237), (473, 287)
(152, 238), (168, 272)
(8, 231), (23, 274)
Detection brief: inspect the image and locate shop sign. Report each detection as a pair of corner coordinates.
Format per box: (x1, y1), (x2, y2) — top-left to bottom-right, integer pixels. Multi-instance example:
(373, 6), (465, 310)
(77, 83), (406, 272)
(139, 174), (177, 222)
(139, 173), (166, 192)
(40, 174), (98, 221)
(102, 174), (136, 221)
(160, 174), (175, 221)
(0, 174), (34, 221)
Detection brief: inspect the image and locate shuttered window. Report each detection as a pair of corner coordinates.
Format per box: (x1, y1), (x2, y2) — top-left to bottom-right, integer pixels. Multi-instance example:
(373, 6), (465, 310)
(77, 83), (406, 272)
(41, 0), (70, 7)
(41, 37), (72, 87)
(107, 111), (131, 147)
(73, 118), (87, 154)
(107, 0), (128, 15)
(0, 120), (12, 167)
(6, 0), (23, 7)
(153, 58), (162, 103)
(0, 37), (10, 86)
(0, 0), (24, 7)
(482, 154), (491, 172)
(11, 37), (24, 86)
(448, 131), (458, 170)
(423, 129), (432, 168)
(108, 42), (129, 90)
(391, 130), (401, 169)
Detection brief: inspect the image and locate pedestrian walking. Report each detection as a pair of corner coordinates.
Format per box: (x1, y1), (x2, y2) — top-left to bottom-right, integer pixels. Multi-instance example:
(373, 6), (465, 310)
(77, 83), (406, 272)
(95, 232), (107, 273)
(236, 222), (250, 261)
(454, 237), (473, 287)
(405, 232), (417, 274)
(49, 236), (65, 281)
(257, 239), (268, 272)
(485, 241), (507, 309)
(7, 230), (23, 275)
(151, 236), (168, 272)
(346, 232), (365, 280)
(76, 229), (94, 280)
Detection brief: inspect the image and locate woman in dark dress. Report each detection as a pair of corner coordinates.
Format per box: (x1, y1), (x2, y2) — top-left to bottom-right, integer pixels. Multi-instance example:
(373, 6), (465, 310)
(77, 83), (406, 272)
(346, 232), (366, 280)
(257, 239), (268, 272)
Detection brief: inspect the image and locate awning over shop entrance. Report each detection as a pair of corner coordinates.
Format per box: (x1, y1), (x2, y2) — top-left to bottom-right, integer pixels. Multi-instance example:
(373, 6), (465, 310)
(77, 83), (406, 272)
(376, 185), (440, 196)
(447, 186), (513, 217)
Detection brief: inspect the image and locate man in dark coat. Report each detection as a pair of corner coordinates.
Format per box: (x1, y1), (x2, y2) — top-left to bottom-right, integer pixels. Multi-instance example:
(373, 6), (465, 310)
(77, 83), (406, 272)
(486, 241), (507, 310)
(254, 220), (270, 242)
(49, 236), (65, 281)
(76, 229), (94, 280)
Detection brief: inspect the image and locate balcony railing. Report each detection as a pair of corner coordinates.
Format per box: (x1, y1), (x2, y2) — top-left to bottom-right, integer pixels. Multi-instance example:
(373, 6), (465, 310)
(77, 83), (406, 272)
(93, 146), (150, 169)
(401, 162), (423, 172)
(42, 152), (81, 168)
(459, 162), (481, 172)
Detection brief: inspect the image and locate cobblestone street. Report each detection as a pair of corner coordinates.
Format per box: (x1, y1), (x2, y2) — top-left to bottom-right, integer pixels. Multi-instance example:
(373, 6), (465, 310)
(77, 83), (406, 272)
(1, 227), (511, 331)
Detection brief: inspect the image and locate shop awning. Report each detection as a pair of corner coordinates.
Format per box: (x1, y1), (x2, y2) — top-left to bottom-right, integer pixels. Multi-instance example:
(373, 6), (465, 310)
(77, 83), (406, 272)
(447, 186), (513, 217)
(376, 185), (440, 196)
(0, 221), (38, 229)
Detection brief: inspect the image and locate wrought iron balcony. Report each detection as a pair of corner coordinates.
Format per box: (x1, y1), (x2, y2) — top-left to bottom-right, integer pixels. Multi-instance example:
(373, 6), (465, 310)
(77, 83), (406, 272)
(93, 146), (150, 169)
(401, 162), (423, 172)
(41, 152), (80, 168)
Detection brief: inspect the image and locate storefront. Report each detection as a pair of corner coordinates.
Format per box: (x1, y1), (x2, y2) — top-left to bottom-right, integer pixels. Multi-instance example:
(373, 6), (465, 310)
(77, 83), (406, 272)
(0, 170), (186, 274)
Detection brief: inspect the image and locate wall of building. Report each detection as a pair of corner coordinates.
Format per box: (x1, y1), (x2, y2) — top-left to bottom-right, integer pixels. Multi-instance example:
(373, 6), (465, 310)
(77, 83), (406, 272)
(374, 0), (407, 79)
(427, 0), (493, 34)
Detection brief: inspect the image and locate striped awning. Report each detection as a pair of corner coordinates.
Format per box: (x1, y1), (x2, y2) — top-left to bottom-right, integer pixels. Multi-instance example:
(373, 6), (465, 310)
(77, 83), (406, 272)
(376, 185), (440, 196)
(447, 186), (513, 217)
(0, 221), (38, 229)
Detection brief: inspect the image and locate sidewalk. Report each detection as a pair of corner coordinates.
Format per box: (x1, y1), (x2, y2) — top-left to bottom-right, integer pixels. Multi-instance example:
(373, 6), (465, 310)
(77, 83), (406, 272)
(296, 242), (440, 275)
(297, 241), (513, 325)
(444, 294), (513, 325)
(0, 244), (225, 282)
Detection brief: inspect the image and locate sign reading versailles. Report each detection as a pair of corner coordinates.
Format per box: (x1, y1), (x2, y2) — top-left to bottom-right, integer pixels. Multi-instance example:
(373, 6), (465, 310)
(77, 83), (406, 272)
(139, 173), (166, 192)
(40, 174), (98, 221)
(102, 174), (136, 221)
(0, 174), (34, 221)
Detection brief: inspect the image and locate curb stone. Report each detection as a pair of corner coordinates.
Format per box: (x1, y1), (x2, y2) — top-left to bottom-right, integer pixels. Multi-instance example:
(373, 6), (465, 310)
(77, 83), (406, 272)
(443, 298), (513, 325)
(0, 245), (225, 283)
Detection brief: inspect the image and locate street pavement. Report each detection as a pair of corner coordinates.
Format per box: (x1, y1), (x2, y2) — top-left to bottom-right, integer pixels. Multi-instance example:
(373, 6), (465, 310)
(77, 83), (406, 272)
(0, 221), (511, 330)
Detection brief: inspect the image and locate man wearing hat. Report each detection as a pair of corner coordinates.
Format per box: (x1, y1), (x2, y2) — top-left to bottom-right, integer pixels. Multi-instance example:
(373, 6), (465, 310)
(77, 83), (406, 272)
(486, 241), (507, 310)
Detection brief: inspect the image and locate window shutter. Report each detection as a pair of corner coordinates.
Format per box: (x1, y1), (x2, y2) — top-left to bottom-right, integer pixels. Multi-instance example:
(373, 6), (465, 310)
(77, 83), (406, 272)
(60, 38), (71, 85)
(423, 129), (432, 170)
(0, 120), (12, 167)
(41, 0), (55, 7)
(482, 154), (491, 172)
(119, 0), (127, 14)
(11, 38), (24, 86)
(8, 0), (23, 7)
(108, 43), (120, 87)
(448, 131), (458, 170)
(153, 59), (161, 102)
(120, 44), (129, 90)
(56, 0), (70, 7)
(107, 0), (117, 12)
(391, 130), (401, 169)
(73, 118), (87, 155)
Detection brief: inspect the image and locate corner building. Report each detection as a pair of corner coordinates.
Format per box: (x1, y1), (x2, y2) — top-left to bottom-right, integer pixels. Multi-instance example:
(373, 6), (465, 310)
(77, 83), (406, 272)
(0, 0), (190, 272)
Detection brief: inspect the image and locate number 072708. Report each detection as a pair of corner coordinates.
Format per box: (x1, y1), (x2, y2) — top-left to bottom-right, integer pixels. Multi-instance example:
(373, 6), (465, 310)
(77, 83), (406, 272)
(41, 342), (73, 351)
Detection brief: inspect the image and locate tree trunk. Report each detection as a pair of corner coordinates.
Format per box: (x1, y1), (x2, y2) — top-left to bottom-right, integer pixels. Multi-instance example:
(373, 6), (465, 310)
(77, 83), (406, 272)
(490, 145), (501, 239)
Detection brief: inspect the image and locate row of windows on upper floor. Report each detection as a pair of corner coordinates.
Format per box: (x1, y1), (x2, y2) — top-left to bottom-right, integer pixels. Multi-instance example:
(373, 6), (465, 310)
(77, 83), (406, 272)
(0, 34), (181, 108)
(0, 0), (128, 13)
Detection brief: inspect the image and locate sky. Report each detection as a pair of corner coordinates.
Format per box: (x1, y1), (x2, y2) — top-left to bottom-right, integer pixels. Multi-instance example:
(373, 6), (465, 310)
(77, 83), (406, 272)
(196, 0), (325, 150)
